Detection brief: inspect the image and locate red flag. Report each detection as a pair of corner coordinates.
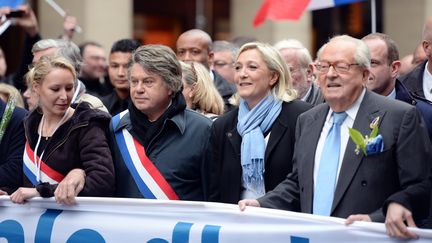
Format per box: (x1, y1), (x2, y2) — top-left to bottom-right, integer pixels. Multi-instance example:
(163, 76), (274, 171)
(253, 0), (311, 28)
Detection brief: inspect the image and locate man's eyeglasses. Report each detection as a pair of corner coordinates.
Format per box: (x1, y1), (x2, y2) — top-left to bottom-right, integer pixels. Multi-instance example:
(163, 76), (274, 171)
(315, 61), (359, 74)
(213, 61), (234, 68)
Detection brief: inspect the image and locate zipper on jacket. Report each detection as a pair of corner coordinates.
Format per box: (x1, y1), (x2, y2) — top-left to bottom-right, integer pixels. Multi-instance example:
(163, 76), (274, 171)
(44, 122), (88, 161)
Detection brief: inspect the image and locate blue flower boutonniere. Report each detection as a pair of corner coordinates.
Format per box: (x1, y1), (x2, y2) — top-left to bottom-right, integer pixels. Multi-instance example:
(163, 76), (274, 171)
(348, 116), (384, 156)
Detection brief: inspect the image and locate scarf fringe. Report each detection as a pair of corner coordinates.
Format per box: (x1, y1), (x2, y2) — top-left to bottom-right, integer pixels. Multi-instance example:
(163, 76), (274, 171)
(242, 158), (265, 196)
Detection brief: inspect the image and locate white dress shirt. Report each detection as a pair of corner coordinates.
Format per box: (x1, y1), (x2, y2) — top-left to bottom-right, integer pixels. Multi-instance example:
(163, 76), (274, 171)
(387, 87), (396, 99)
(300, 86), (313, 102)
(423, 61), (432, 102)
(313, 88), (366, 190)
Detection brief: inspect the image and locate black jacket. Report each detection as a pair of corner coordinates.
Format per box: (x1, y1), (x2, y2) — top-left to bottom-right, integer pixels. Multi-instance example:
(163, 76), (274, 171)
(399, 60), (429, 99)
(0, 100), (27, 193)
(208, 100), (311, 204)
(101, 91), (131, 116)
(110, 109), (212, 201)
(213, 70), (236, 112)
(23, 102), (115, 197)
(395, 79), (432, 141)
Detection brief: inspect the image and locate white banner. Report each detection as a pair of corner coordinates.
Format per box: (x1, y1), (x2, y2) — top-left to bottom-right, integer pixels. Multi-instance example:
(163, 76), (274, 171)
(0, 196), (431, 243)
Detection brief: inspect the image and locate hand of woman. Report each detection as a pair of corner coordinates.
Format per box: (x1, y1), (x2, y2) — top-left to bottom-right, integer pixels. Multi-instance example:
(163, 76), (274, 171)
(10, 187), (40, 204)
(238, 199), (261, 211)
(54, 168), (86, 205)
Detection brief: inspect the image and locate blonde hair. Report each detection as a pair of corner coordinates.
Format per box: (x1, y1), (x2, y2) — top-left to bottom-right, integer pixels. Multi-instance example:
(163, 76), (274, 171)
(0, 83), (25, 108)
(181, 61), (224, 115)
(232, 42), (297, 105)
(27, 55), (77, 88)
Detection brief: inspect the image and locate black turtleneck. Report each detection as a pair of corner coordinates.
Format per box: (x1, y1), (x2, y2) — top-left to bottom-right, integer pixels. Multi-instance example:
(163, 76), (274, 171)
(128, 91), (186, 148)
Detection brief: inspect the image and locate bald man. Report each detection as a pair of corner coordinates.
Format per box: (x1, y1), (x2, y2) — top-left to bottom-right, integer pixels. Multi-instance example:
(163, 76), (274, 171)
(176, 29), (236, 111)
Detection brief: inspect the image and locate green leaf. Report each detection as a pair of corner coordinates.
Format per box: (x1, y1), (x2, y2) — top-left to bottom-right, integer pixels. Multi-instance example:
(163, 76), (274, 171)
(0, 94), (17, 143)
(348, 128), (366, 149)
(370, 125), (379, 138)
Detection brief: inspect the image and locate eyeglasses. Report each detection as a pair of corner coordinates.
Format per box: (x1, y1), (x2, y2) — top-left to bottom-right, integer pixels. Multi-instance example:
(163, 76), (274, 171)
(213, 61), (234, 68)
(315, 61), (359, 74)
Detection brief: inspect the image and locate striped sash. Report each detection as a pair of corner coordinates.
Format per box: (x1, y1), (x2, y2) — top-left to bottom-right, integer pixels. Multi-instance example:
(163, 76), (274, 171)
(23, 141), (65, 186)
(112, 110), (179, 200)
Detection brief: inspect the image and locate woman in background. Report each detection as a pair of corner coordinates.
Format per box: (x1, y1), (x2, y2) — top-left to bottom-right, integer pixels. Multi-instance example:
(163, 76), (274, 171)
(0, 83), (25, 108)
(181, 61), (224, 119)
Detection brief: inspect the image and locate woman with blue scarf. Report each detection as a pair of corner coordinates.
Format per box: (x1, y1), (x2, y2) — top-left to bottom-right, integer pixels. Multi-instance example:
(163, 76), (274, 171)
(208, 42), (312, 204)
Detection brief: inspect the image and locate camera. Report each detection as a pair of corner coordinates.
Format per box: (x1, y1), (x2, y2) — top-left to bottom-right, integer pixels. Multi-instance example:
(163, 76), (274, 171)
(5, 10), (25, 18)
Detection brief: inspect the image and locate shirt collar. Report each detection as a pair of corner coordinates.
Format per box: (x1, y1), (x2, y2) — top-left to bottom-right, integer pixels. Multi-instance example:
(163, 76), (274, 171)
(423, 61), (432, 95)
(387, 87), (396, 99)
(300, 85), (312, 101)
(327, 88), (366, 122)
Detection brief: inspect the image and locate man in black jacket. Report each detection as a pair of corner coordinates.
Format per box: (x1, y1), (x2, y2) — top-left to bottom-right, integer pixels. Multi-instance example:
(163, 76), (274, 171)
(362, 33), (432, 141)
(400, 17), (432, 102)
(0, 99), (26, 194)
(101, 39), (140, 116)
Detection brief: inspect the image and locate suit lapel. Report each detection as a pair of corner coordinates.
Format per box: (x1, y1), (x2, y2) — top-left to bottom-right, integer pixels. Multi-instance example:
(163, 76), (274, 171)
(264, 118), (286, 163)
(227, 127), (242, 157)
(303, 105), (329, 213)
(331, 91), (386, 213)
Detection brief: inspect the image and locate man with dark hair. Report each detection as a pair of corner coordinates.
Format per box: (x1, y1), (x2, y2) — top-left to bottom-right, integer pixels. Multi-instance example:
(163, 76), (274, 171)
(79, 41), (111, 97)
(362, 33), (432, 140)
(101, 39), (140, 115)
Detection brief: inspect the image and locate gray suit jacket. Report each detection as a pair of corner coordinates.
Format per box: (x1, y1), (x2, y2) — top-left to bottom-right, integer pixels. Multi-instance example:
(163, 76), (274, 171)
(304, 83), (325, 106)
(258, 90), (431, 222)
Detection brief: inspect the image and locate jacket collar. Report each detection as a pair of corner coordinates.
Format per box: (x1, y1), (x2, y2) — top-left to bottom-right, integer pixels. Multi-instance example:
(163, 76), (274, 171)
(114, 109), (186, 135)
(401, 61), (427, 97)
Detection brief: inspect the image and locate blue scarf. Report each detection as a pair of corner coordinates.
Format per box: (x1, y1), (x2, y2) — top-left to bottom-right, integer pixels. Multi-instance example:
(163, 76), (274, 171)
(237, 94), (282, 197)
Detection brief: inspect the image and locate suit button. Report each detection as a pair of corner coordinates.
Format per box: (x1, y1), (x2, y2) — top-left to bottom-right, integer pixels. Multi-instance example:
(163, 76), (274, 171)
(361, 180), (367, 187)
(227, 132), (232, 137)
(411, 100), (416, 105)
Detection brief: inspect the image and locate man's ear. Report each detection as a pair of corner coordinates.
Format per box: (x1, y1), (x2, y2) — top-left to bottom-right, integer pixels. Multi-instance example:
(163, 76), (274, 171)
(362, 69), (370, 83)
(422, 40), (431, 57)
(208, 51), (214, 68)
(306, 64), (314, 82)
(390, 60), (401, 79)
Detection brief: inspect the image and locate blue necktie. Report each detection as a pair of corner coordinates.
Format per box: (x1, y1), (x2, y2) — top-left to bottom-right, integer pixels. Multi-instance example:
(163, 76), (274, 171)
(313, 111), (348, 216)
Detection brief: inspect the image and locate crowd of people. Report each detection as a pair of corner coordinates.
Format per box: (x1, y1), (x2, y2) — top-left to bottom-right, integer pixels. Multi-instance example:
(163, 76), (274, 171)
(1, 4), (432, 240)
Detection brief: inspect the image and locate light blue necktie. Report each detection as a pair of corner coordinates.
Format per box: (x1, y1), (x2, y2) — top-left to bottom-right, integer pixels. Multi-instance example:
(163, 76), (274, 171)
(313, 111), (348, 216)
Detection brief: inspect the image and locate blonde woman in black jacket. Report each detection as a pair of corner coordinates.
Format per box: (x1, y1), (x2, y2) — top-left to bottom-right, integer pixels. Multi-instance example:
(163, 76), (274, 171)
(10, 55), (114, 204)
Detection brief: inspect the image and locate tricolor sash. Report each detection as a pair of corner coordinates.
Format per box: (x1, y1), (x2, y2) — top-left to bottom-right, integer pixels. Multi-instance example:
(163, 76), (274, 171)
(112, 110), (179, 200)
(23, 141), (65, 186)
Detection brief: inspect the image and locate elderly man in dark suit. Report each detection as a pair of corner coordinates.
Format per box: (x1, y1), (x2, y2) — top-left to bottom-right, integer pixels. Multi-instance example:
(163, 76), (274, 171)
(239, 35), (431, 239)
